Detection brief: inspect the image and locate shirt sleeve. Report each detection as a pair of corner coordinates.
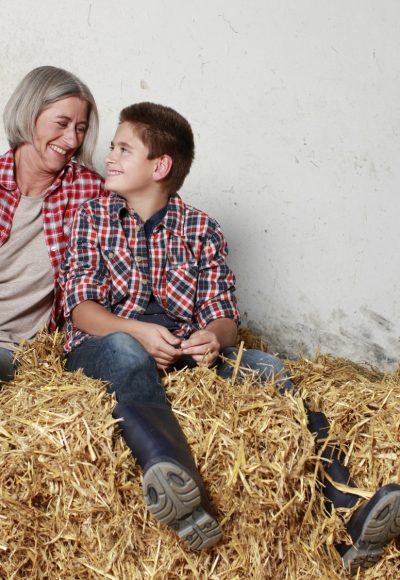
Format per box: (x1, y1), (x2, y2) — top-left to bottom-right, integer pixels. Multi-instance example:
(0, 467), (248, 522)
(194, 220), (241, 328)
(60, 204), (111, 318)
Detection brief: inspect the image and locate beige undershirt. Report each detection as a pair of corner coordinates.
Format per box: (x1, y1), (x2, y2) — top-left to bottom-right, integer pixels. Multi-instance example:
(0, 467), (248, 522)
(0, 194), (54, 350)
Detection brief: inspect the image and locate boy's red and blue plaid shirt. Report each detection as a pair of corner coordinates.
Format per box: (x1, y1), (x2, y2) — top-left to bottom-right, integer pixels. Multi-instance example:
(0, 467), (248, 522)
(61, 192), (240, 352)
(0, 149), (105, 330)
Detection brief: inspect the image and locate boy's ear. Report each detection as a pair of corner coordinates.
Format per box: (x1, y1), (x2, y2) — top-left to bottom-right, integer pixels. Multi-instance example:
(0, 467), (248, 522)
(153, 154), (173, 182)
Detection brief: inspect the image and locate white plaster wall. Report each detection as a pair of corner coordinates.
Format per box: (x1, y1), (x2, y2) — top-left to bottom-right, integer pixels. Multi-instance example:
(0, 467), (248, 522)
(1, 1), (399, 369)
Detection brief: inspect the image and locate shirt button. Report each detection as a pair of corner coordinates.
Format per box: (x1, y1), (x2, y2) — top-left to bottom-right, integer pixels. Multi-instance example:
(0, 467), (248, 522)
(142, 277), (148, 285)
(108, 251), (115, 259)
(50, 245), (57, 252)
(136, 256), (142, 263)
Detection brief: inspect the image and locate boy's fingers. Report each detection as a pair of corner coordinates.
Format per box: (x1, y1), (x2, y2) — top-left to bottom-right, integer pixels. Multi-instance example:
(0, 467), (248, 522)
(180, 345), (208, 356)
(153, 336), (183, 358)
(156, 360), (170, 370)
(192, 351), (218, 366)
(155, 353), (172, 363)
(154, 353), (174, 366)
(155, 349), (181, 368)
(181, 336), (208, 349)
(159, 328), (181, 346)
(156, 344), (180, 358)
(181, 339), (217, 355)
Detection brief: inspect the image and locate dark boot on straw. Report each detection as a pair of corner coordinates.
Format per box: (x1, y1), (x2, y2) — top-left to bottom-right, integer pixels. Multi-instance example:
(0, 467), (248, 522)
(307, 411), (359, 509)
(113, 400), (222, 550)
(308, 410), (400, 574)
(337, 484), (400, 574)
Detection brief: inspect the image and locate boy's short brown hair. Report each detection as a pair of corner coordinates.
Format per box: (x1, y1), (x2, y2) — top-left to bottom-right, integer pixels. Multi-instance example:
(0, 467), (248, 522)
(119, 102), (195, 194)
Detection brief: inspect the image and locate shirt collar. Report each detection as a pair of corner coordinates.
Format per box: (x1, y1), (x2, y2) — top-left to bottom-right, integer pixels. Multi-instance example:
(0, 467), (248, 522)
(109, 193), (130, 222)
(109, 192), (185, 236)
(161, 193), (185, 236)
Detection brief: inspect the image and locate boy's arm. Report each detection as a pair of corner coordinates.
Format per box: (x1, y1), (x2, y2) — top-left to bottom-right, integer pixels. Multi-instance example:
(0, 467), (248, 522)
(181, 220), (240, 366)
(62, 206), (181, 369)
(72, 301), (181, 369)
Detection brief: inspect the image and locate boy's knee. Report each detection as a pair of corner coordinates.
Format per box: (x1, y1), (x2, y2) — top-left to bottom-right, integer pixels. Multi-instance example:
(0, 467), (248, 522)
(103, 332), (145, 356)
(243, 350), (294, 393)
(231, 348), (289, 383)
(100, 332), (164, 403)
(0, 348), (17, 383)
(102, 332), (156, 372)
(245, 349), (286, 374)
(102, 331), (134, 351)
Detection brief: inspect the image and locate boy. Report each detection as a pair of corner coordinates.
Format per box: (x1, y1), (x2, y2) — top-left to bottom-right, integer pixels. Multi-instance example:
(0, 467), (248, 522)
(62, 103), (400, 567)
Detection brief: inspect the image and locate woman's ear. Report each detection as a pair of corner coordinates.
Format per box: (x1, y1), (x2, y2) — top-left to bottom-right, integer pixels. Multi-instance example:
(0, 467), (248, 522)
(153, 154), (173, 181)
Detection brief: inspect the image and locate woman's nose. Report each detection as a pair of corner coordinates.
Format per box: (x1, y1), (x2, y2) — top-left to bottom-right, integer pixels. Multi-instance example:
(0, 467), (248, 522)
(63, 126), (80, 149)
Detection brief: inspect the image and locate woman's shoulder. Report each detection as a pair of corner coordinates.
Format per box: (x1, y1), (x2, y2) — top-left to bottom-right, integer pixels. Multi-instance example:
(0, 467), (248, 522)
(0, 150), (16, 189)
(0, 149), (15, 169)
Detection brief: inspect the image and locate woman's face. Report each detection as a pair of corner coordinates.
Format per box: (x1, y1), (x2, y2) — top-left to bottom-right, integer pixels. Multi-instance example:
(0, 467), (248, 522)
(31, 96), (89, 175)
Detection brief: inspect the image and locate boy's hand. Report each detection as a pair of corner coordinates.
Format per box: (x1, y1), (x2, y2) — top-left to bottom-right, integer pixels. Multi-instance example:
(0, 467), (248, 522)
(129, 321), (182, 369)
(181, 330), (220, 367)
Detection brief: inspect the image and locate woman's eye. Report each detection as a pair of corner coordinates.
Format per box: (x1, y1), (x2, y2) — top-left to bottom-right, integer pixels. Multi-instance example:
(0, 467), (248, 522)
(57, 122), (67, 128)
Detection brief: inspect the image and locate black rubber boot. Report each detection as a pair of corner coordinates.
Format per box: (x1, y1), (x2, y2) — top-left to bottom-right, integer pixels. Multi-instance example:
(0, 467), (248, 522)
(307, 411), (359, 509)
(337, 484), (400, 574)
(307, 411), (400, 573)
(113, 401), (222, 550)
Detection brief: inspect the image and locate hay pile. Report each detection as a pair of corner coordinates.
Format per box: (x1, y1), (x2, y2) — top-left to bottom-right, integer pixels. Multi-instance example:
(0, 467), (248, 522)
(0, 332), (399, 579)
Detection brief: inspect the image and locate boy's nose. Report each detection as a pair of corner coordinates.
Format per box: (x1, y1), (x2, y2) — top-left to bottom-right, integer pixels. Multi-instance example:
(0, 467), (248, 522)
(105, 150), (116, 164)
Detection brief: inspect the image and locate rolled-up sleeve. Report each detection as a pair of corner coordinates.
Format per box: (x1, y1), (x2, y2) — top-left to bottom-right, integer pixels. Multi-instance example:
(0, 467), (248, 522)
(195, 221), (241, 328)
(60, 205), (110, 318)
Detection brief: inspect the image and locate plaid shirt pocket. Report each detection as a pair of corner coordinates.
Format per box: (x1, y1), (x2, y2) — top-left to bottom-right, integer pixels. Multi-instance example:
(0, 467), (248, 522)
(165, 260), (199, 319)
(102, 246), (132, 304)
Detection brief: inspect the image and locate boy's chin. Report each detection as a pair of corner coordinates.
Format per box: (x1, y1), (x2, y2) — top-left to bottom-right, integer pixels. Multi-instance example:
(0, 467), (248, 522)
(105, 179), (126, 198)
(105, 177), (116, 190)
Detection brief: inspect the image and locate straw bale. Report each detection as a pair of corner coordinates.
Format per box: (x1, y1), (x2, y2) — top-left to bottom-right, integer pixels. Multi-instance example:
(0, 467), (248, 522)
(0, 331), (398, 579)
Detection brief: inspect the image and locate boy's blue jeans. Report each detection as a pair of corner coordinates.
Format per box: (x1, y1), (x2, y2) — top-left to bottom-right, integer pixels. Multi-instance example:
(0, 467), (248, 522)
(65, 332), (295, 404)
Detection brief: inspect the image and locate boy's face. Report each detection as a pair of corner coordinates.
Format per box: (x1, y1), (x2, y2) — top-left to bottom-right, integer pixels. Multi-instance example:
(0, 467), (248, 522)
(105, 122), (157, 198)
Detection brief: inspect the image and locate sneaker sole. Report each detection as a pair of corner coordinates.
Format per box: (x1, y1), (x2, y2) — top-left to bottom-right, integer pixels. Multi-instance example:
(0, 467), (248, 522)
(143, 461), (222, 550)
(343, 489), (400, 573)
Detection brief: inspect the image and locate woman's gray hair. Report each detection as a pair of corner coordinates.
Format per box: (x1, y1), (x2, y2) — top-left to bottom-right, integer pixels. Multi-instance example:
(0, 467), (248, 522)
(3, 66), (99, 169)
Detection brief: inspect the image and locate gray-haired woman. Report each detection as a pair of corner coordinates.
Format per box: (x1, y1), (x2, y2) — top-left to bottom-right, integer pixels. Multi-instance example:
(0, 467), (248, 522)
(0, 66), (105, 382)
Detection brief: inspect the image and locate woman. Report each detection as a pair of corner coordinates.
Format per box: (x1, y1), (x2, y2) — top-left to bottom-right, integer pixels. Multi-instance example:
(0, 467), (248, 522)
(0, 66), (105, 382)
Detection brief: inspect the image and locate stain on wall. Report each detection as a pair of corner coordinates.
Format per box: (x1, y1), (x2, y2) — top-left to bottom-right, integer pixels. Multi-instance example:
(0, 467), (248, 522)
(244, 303), (399, 370)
